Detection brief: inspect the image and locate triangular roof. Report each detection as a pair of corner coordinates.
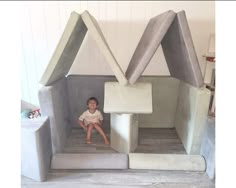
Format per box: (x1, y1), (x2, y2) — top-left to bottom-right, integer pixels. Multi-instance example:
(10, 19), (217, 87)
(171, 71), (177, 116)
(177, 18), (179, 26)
(40, 10), (203, 88)
(125, 10), (176, 84)
(40, 11), (128, 86)
(125, 10), (203, 87)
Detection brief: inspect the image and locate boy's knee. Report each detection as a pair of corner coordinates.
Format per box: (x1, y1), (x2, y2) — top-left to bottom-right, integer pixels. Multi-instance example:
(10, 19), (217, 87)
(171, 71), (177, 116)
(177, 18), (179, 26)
(94, 124), (101, 129)
(95, 122), (102, 126)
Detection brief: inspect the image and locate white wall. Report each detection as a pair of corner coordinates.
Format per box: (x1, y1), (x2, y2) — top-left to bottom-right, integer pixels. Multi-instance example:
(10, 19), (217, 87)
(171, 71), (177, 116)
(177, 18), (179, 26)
(21, 1), (215, 106)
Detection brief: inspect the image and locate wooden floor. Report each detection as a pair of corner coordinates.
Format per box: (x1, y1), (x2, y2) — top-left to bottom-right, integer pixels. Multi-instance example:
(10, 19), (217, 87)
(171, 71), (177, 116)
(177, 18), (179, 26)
(21, 169), (215, 188)
(63, 128), (116, 153)
(63, 128), (186, 154)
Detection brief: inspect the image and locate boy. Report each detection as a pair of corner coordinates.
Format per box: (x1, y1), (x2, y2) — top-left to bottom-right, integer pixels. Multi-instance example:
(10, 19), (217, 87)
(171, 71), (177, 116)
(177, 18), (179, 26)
(78, 97), (110, 145)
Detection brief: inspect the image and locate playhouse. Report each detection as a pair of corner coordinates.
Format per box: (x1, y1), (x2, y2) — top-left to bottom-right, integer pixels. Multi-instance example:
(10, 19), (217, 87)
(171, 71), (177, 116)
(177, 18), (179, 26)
(23, 10), (211, 181)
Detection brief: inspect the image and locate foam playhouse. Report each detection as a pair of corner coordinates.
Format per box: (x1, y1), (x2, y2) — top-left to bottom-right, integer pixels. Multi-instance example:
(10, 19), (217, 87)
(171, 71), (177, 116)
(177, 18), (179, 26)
(23, 10), (212, 181)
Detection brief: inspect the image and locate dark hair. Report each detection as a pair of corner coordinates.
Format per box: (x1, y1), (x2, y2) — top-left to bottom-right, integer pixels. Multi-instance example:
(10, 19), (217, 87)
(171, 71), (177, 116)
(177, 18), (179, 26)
(87, 97), (99, 106)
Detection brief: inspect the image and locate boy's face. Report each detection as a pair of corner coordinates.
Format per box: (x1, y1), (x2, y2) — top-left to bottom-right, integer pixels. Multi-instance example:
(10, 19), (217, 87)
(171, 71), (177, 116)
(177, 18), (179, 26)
(88, 100), (97, 111)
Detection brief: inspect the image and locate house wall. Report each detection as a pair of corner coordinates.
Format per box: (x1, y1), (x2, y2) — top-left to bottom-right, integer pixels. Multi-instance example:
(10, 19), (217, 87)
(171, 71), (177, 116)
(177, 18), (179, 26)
(66, 75), (179, 129)
(38, 78), (71, 154)
(20, 1), (215, 106)
(66, 75), (116, 130)
(138, 77), (180, 128)
(174, 81), (211, 154)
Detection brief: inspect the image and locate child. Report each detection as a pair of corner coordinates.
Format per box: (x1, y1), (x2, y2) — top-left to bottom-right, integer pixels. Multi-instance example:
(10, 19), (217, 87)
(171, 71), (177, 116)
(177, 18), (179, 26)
(78, 97), (110, 145)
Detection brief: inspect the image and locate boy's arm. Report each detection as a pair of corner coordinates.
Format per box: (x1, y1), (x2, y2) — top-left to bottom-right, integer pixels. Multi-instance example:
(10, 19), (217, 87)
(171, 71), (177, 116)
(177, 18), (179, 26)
(98, 120), (103, 126)
(78, 119), (87, 130)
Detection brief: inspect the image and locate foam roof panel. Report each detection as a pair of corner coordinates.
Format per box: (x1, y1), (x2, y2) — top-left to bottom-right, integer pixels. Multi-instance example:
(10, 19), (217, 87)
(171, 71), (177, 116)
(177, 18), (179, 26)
(125, 10), (176, 84)
(40, 12), (87, 86)
(40, 10), (203, 88)
(161, 11), (204, 87)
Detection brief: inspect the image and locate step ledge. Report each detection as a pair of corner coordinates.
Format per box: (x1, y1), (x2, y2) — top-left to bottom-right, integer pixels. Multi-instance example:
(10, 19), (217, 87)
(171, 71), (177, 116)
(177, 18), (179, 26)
(51, 153), (128, 169)
(129, 153), (206, 171)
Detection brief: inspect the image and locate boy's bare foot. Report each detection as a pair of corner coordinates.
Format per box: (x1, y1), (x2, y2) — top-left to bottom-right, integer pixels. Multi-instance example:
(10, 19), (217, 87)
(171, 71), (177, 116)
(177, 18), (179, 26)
(86, 140), (91, 144)
(104, 140), (110, 145)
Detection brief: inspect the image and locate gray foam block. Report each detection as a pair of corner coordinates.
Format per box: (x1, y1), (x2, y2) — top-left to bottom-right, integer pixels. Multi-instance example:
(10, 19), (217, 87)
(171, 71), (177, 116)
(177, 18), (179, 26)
(129, 153), (206, 171)
(201, 117), (215, 180)
(162, 11), (204, 87)
(38, 78), (71, 154)
(125, 10), (176, 84)
(21, 117), (52, 182)
(104, 82), (152, 113)
(174, 81), (211, 154)
(51, 153), (129, 169)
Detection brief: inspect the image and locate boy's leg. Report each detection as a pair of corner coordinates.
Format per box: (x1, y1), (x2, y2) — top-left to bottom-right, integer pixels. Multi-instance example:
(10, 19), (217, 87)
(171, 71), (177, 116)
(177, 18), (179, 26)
(93, 123), (110, 144)
(86, 124), (94, 144)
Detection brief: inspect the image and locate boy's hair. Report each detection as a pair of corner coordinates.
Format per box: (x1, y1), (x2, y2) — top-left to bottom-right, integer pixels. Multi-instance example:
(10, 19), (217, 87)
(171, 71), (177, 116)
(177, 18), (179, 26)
(87, 97), (99, 106)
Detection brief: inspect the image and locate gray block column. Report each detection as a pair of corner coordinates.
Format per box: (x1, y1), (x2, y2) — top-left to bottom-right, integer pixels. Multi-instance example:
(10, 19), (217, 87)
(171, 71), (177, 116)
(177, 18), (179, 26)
(21, 117), (52, 182)
(110, 114), (138, 153)
(201, 117), (215, 180)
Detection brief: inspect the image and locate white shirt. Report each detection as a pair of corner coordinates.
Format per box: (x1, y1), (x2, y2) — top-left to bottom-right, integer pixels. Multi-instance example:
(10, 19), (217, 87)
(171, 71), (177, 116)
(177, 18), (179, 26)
(78, 110), (103, 126)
